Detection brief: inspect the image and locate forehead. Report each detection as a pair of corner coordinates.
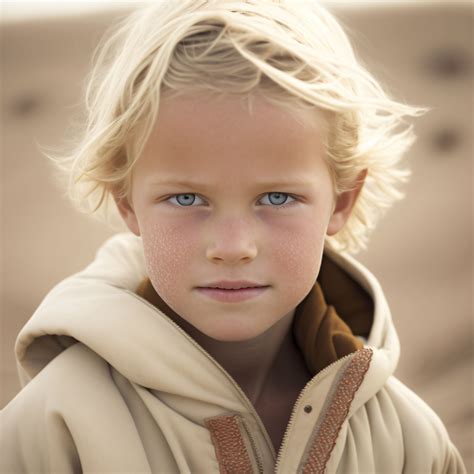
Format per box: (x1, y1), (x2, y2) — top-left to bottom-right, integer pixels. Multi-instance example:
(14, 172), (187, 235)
(138, 94), (327, 184)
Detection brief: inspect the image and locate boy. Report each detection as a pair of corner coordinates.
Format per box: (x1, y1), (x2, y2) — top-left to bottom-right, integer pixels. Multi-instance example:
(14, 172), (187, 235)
(1, 1), (466, 472)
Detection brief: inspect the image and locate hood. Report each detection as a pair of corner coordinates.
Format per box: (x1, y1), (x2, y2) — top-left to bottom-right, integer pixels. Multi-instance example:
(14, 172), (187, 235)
(15, 232), (400, 409)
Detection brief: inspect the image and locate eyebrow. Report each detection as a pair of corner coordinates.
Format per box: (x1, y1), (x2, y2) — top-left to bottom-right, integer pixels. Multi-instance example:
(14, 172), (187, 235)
(147, 177), (315, 189)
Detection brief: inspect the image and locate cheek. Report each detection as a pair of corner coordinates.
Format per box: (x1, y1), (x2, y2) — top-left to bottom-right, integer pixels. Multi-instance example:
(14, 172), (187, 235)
(269, 216), (327, 291)
(140, 219), (197, 297)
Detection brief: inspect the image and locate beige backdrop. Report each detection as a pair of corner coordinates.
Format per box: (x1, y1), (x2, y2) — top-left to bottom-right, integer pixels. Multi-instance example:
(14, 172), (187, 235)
(1, 2), (472, 469)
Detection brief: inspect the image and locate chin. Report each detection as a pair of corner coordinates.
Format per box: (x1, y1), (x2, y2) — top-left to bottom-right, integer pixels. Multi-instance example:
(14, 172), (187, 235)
(204, 324), (265, 342)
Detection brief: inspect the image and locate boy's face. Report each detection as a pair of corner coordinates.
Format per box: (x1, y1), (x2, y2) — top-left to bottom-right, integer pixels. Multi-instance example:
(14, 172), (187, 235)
(117, 94), (364, 341)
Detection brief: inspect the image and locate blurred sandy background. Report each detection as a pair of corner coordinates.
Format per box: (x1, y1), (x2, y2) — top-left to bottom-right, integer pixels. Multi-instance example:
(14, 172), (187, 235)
(1, 1), (472, 469)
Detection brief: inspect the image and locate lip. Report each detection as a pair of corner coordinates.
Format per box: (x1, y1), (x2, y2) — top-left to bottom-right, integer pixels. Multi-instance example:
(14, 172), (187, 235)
(199, 280), (267, 290)
(196, 286), (270, 303)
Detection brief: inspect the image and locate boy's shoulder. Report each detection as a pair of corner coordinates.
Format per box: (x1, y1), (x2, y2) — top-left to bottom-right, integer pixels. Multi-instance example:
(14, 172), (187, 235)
(2, 342), (136, 446)
(384, 374), (450, 435)
(380, 375), (465, 472)
(1, 343), (152, 473)
(4, 342), (117, 417)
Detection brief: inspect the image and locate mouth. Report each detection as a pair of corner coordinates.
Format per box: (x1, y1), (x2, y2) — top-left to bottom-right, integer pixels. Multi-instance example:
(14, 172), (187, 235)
(206, 285), (266, 290)
(198, 280), (269, 290)
(198, 285), (270, 291)
(204, 286), (269, 290)
(196, 286), (270, 302)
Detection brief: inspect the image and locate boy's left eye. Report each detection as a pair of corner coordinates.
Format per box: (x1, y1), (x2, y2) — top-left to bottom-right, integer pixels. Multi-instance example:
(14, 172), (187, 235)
(165, 192), (297, 208)
(259, 192), (296, 207)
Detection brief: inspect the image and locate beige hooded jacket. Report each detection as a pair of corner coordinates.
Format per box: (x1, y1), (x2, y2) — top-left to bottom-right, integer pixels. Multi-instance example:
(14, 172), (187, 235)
(0, 232), (466, 473)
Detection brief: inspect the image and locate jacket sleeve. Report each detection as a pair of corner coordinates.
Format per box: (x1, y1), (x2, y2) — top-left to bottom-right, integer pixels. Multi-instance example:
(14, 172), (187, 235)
(0, 365), (81, 473)
(2, 342), (153, 473)
(384, 376), (467, 474)
(442, 440), (467, 474)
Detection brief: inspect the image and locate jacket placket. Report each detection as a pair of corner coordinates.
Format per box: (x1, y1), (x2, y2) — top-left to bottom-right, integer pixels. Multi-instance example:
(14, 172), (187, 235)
(204, 348), (373, 473)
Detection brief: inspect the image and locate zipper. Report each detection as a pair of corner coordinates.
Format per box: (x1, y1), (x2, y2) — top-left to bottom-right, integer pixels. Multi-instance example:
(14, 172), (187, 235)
(240, 418), (265, 474)
(273, 351), (358, 473)
(128, 290), (362, 473)
(127, 291), (276, 461)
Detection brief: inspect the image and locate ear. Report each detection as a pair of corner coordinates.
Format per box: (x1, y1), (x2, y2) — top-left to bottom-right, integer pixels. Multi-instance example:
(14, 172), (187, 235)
(114, 195), (141, 236)
(327, 169), (367, 236)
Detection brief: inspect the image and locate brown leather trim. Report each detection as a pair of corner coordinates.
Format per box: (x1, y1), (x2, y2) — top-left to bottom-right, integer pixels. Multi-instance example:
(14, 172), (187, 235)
(205, 414), (254, 473)
(300, 348), (373, 473)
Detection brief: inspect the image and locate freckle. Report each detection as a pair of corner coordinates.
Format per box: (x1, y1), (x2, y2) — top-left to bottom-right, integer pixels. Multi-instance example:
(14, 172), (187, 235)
(142, 222), (193, 300)
(274, 237), (302, 273)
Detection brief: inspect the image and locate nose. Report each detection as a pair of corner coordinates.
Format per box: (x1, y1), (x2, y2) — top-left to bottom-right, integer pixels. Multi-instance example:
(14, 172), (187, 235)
(205, 217), (258, 264)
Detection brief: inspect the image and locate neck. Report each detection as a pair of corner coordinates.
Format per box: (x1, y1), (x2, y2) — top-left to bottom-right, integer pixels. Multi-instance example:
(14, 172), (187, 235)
(169, 308), (297, 405)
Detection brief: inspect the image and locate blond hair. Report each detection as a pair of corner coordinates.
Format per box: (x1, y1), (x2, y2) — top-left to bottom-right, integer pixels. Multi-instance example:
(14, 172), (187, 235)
(44, 0), (427, 254)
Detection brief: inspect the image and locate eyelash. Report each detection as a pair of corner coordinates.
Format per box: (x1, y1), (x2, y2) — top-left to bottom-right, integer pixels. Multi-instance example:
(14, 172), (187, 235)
(164, 192), (298, 210)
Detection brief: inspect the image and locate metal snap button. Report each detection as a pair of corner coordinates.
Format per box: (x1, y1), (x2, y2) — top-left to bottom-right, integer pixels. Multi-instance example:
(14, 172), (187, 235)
(304, 405), (312, 413)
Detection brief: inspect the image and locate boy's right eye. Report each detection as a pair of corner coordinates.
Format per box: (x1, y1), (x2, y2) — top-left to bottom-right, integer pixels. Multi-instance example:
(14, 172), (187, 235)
(167, 193), (203, 207)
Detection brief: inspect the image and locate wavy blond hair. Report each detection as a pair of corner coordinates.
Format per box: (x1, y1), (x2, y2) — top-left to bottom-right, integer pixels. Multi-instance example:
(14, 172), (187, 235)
(44, 0), (427, 254)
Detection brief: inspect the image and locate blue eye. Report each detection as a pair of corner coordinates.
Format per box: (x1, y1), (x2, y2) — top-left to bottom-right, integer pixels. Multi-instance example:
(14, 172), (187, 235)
(260, 192), (295, 207)
(166, 192), (296, 208)
(171, 194), (202, 206)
